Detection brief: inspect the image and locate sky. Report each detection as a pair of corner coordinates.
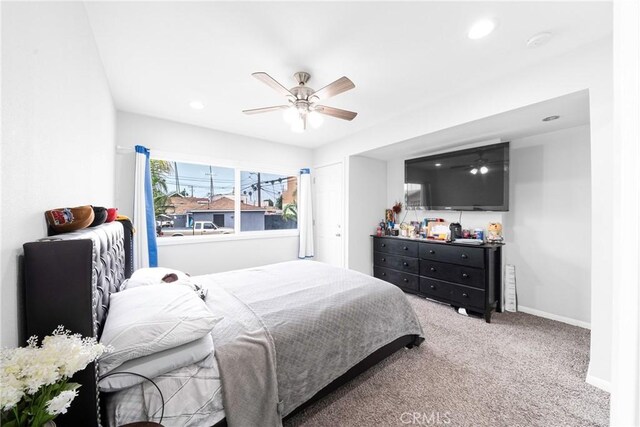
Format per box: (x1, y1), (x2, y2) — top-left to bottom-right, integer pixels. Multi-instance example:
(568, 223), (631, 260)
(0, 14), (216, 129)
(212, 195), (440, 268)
(163, 161), (291, 205)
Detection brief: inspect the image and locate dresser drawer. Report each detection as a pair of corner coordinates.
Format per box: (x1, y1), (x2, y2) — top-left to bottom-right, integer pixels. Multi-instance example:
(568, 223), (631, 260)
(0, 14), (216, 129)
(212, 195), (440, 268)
(374, 266), (419, 292)
(419, 277), (453, 302)
(419, 243), (484, 268)
(374, 238), (419, 257)
(373, 252), (419, 274)
(419, 260), (485, 289)
(450, 284), (485, 310)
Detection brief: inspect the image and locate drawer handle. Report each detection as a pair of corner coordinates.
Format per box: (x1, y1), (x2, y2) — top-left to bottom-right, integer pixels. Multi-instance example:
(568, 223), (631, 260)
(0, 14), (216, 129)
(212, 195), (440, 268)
(403, 278), (409, 282)
(382, 258), (386, 262)
(462, 273), (469, 279)
(430, 285), (435, 290)
(429, 250), (435, 254)
(462, 293), (469, 298)
(430, 267), (436, 272)
(403, 246), (408, 250)
(461, 254), (468, 259)
(403, 262), (409, 266)
(382, 272), (386, 276)
(381, 243), (386, 247)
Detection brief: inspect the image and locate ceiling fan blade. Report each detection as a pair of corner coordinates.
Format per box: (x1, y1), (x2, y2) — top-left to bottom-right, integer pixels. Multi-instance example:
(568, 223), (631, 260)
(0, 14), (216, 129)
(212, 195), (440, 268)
(252, 72), (294, 98)
(311, 76), (355, 101)
(315, 105), (358, 121)
(243, 105), (289, 115)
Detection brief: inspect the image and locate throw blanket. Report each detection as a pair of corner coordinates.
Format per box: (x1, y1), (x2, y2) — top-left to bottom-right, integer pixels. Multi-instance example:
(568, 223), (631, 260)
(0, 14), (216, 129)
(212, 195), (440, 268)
(198, 260), (424, 427)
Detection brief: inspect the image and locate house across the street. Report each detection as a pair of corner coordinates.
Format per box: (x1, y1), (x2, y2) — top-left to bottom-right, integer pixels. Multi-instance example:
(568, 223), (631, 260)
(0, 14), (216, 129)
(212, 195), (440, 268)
(163, 195), (294, 231)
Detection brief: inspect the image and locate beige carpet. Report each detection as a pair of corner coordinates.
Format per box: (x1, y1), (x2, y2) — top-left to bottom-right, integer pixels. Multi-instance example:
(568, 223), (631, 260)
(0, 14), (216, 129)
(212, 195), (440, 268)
(286, 295), (609, 427)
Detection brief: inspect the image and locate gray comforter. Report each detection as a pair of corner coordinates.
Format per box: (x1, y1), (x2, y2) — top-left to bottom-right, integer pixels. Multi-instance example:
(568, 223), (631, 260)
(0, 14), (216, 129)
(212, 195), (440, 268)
(199, 260), (424, 427)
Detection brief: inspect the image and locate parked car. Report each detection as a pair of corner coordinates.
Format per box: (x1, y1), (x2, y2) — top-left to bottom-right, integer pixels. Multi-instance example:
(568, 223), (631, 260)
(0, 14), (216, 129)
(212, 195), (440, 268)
(158, 221), (233, 237)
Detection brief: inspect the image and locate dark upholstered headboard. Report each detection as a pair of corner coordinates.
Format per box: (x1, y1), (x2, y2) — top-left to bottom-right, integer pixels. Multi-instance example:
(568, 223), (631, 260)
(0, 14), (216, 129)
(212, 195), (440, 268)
(22, 220), (133, 427)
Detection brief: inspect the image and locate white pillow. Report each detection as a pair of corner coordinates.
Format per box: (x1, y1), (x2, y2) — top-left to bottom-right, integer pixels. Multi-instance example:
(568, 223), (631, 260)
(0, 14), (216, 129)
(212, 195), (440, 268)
(99, 285), (221, 375)
(98, 334), (214, 392)
(121, 267), (190, 290)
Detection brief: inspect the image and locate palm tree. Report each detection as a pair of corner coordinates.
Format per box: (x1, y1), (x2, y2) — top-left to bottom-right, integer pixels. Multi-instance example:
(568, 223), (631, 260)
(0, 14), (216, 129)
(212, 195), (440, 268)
(150, 160), (173, 218)
(282, 203), (297, 222)
(282, 187), (297, 222)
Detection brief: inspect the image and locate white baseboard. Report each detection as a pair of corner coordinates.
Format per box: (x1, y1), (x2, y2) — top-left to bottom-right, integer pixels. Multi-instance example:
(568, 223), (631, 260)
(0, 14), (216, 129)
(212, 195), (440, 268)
(517, 306), (591, 330)
(586, 373), (611, 393)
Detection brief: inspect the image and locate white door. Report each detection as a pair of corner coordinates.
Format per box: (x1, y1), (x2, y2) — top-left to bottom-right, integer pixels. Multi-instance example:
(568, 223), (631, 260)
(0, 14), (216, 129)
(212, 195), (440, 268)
(313, 163), (344, 267)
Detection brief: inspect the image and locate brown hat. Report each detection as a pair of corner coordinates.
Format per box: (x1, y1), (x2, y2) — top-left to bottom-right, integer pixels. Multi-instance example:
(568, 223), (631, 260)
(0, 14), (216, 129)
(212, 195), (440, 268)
(45, 205), (95, 234)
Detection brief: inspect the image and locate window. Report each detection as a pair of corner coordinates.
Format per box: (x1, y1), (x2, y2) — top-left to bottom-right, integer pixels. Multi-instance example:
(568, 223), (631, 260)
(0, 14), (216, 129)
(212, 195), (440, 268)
(151, 158), (297, 238)
(240, 171), (298, 232)
(152, 159), (236, 237)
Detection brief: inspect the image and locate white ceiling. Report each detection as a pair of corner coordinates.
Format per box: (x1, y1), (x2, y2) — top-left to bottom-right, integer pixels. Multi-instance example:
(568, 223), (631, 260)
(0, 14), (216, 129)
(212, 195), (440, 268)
(360, 89), (590, 160)
(84, 1), (611, 148)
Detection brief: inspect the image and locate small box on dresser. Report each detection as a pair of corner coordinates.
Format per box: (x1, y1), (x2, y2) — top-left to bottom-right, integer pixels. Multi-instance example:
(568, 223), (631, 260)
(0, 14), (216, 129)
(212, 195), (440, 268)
(372, 236), (503, 322)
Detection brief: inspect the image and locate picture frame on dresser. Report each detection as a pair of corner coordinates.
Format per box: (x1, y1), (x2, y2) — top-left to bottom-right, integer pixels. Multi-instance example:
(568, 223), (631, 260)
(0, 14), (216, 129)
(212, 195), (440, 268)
(372, 235), (503, 322)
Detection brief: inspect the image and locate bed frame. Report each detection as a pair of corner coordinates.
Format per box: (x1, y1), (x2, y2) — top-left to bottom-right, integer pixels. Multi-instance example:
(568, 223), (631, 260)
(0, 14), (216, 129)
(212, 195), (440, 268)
(22, 223), (421, 427)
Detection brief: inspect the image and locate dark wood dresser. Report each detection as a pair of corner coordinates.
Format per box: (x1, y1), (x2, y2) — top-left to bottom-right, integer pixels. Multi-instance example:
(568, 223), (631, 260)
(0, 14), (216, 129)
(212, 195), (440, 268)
(372, 236), (503, 322)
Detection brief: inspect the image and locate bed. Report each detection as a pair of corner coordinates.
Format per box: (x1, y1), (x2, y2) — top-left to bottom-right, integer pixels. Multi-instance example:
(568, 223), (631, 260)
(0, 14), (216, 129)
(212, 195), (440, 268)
(22, 222), (424, 427)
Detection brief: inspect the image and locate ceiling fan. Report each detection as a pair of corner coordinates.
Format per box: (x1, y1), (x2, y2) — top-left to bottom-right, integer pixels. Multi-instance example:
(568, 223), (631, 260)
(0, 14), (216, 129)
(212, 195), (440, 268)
(243, 71), (357, 133)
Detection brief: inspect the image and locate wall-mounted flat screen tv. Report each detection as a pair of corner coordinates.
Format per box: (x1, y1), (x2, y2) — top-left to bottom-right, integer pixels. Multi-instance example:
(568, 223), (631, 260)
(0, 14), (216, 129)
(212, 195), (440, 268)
(405, 142), (509, 211)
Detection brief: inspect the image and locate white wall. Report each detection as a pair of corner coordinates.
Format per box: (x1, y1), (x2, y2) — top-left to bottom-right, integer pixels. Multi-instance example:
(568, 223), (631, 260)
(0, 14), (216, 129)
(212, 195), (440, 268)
(115, 112), (313, 273)
(157, 236), (301, 275)
(505, 125), (592, 325)
(1, 2), (116, 346)
(346, 156), (387, 274)
(314, 37), (612, 387)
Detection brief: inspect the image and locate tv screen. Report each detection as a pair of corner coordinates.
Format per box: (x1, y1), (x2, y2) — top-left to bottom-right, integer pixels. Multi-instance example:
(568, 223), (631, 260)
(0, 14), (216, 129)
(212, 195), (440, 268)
(405, 142), (509, 211)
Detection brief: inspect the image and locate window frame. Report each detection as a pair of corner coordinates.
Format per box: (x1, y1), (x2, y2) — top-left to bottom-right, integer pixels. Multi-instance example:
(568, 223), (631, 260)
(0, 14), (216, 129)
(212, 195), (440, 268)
(151, 149), (300, 245)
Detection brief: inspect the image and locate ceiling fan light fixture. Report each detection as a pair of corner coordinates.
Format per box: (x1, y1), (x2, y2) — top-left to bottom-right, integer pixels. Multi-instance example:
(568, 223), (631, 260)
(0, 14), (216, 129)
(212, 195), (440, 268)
(291, 116), (305, 133)
(283, 107), (298, 124)
(480, 166), (489, 174)
(470, 168), (479, 175)
(308, 111), (324, 129)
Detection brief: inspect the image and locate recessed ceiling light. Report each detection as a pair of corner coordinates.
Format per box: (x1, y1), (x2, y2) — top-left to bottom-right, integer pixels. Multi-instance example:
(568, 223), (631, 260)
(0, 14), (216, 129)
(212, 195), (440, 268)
(435, 163), (442, 167)
(189, 100), (205, 110)
(542, 115), (560, 122)
(468, 19), (496, 40)
(526, 32), (552, 48)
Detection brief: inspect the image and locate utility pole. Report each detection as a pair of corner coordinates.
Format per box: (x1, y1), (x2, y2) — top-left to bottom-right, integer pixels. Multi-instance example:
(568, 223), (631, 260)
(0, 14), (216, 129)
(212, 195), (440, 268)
(206, 166), (216, 200)
(257, 172), (261, 207)
(189, 185), (194, 197)
(174, 162), (180, 194)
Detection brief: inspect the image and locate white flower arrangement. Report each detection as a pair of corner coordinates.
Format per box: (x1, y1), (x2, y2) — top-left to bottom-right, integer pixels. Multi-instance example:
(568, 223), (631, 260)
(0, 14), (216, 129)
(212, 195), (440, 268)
(1, 326), (110, 427)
